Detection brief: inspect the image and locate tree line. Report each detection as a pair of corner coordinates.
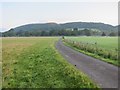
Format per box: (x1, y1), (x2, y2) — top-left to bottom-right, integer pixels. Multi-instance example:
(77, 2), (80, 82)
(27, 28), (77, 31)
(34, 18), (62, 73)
(2, 28), (118, 37)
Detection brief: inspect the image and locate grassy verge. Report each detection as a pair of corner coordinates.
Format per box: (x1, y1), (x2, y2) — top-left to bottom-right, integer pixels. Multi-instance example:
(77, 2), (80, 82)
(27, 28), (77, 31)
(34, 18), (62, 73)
(0, 37), (1, 89)
(63, 39), (119, 66)
(2, 37), (99, 88)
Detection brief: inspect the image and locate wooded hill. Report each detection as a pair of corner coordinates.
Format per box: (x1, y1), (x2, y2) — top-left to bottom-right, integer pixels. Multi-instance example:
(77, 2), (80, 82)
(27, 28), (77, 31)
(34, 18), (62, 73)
(2, 22), (118, 36)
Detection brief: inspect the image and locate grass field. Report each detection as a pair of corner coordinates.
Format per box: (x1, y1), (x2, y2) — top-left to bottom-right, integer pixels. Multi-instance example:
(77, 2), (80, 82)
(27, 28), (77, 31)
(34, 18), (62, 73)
(2, 37), (98, 88)
(63, 36), (118, 66)
(65, 36), (118, 50)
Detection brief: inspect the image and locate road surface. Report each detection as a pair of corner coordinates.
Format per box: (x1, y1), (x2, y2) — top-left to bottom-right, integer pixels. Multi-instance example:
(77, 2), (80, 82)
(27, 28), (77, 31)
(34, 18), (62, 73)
(56, 39), (118, 88)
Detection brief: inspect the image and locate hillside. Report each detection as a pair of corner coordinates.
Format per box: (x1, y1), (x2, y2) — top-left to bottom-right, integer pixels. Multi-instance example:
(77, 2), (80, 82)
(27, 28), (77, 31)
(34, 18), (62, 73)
(2, 22), (118, 36)
(11, 23), (62, 32)
(61, 22), (117, 31)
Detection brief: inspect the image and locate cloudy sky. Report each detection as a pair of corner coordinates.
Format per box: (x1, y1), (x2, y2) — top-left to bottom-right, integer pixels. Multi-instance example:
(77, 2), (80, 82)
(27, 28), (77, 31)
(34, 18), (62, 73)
(0, 0), (118, 31)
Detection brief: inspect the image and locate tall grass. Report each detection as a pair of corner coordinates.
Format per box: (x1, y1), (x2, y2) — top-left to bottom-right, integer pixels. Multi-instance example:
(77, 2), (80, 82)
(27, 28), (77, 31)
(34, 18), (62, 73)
(63, 39), (119, 66)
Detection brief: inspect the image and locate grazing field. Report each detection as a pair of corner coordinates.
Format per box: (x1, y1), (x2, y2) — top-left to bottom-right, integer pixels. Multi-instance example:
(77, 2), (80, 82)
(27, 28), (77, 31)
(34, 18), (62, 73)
(63, 36), (118, 66)
(65, 36), (118, 50)
(2, 37), (98, 88)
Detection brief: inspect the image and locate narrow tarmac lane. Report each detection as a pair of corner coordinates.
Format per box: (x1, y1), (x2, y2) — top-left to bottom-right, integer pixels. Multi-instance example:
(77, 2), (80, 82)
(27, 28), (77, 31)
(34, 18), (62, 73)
(56, 39), (118, 88)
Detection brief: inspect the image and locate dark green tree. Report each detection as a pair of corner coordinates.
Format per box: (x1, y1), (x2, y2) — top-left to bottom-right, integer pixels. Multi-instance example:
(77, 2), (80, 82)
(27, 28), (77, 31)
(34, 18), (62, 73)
(101, 32), (106, 36)
(84, 29), (91, 36)
(109, 32), (116, 36)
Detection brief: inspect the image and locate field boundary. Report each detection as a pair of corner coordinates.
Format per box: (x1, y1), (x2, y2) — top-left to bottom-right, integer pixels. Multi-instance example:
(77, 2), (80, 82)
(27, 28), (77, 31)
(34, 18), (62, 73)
(62, 39), (119, 66)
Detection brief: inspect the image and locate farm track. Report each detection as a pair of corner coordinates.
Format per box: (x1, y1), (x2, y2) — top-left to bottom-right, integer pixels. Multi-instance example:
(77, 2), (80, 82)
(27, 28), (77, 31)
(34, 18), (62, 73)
(56, 39), (118, 88)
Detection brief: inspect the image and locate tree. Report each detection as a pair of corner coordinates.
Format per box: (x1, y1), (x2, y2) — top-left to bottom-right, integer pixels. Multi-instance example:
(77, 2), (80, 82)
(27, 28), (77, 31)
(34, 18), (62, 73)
(24, 31), (30, 36)
(101, 32), (106, 36)
(118, 31), (120, 36)
(83, 29), (91, 36)
(109, 32), (116, 36)
(41, 31), (49, 36)
(73, 28), (78, 31)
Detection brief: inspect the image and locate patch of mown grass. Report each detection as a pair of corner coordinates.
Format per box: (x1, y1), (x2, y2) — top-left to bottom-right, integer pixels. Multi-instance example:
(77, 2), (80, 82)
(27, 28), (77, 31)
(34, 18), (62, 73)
(2, 37), (98, 88)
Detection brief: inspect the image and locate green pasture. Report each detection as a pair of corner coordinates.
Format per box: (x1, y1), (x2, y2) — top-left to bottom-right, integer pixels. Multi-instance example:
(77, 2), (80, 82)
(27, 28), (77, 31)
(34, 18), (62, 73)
(65, 36), (118, 51)
(64, 36), (118, 66)
(2, 37), (98, 88)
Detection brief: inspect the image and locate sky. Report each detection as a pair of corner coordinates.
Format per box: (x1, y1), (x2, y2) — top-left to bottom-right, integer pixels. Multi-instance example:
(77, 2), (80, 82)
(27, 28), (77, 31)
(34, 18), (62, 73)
(0, 1), (118, 32)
